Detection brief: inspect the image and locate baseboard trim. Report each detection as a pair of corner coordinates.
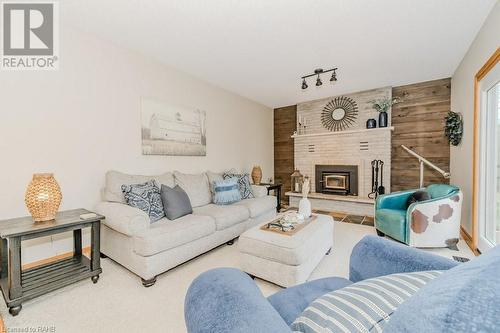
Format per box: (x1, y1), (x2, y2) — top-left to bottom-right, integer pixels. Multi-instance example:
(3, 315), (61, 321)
(22, 246), (91, 270)
(460, 227), (479, 256)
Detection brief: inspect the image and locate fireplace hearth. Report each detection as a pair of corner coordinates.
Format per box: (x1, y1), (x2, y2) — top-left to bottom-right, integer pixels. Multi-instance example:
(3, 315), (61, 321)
(315, 165), (358, 196)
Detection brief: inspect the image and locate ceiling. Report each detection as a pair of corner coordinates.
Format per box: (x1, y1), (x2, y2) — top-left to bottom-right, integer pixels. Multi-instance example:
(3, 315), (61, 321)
(62, 0), (497, 108)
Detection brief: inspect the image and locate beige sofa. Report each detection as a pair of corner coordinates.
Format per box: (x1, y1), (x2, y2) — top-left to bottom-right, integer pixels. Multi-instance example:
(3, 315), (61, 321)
(95, 170), (277, 286)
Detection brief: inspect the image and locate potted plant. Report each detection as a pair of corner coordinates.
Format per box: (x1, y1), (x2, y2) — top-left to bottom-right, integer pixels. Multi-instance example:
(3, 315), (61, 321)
(369, 97), (400, 128)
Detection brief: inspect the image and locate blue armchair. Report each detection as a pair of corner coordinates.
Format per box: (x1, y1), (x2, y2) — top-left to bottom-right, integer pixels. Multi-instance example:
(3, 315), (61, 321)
(375, 184), (462, 248)
(184, 235), (500, 332)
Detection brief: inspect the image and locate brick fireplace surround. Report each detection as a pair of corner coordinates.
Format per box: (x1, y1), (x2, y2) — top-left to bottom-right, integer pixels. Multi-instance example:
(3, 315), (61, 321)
(286, 87), (392, 216)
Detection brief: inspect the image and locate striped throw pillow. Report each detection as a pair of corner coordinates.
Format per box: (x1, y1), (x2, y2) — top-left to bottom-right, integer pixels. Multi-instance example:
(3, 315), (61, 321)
(213, 177), (242, 205)
(291, 270), (443, 333)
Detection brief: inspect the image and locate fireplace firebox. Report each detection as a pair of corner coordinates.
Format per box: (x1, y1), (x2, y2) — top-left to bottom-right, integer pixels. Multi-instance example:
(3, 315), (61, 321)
(315, 165), (358, 196)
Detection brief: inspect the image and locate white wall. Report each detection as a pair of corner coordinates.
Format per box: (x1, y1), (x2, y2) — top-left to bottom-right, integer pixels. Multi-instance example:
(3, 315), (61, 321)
(0, 24), (273, 264)
(450, 2), (500, 235)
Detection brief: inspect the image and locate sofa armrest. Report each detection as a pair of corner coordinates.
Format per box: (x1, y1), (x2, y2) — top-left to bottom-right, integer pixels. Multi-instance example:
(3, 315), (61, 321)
(94, 202), (150, 236)
(349, 235), (458, 282)
(376, 189), (417, 210)
(185, 268), (291, 333)
(252, 185), (268, 198)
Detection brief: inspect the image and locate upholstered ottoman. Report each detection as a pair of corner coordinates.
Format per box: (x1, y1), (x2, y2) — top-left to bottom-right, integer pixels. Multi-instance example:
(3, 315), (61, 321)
(238, 214), (333, 287)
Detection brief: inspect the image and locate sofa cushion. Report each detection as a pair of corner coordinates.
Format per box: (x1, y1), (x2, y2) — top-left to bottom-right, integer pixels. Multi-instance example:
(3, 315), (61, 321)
(174, 171), (212, 208)
(161, 185), (193, 220)
(207, 171), (224, 195)
(193, 204), (249, 230)
(133, 214), (216, 256)
(268, 277), (352, 326)
(104, 170), (175, 203)
(384, 245), (500, 333)
(234, 196), (276, 218)
(292, 270), (443, 333)
(121, 181), (165, 222)
(251, 184), (268, 198)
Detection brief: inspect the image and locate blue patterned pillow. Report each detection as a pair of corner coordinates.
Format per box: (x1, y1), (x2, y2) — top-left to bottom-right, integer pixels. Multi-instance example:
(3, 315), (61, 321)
(212, 177), (242, 205)
(121, 180), (165, 222)
(292, 270), (443, 333)
(223, 173), (254, 199)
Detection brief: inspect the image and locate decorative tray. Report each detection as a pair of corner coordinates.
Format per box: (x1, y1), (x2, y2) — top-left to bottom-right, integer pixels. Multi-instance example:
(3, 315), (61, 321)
(260, 214), (317, 236)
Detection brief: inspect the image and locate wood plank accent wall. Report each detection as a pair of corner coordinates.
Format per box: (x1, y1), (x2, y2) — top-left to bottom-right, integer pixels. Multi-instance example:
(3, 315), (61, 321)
(391, 78), (451, 191)
(274, 105), (297, 204)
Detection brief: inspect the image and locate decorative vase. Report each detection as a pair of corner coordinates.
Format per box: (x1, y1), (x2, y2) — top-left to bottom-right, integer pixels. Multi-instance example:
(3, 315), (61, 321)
(298, 198), (312, 218)
(25, 173), (62, 222)
(378, 111), (388, 128)
(366, 118), (376, 129)
(251, 166), (262, 185)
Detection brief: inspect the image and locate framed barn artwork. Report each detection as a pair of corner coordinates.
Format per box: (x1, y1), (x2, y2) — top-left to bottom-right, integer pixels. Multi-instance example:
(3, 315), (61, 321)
(141, 98), (207, 156)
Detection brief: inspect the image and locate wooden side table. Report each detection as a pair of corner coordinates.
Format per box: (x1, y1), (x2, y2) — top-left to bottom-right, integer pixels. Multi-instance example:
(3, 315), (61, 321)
(260, 183), (283, 212)
(0, 209), (104, 316)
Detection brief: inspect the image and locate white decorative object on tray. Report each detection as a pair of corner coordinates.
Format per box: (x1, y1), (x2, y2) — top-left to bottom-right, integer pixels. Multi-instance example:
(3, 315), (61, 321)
(141, 98), (207, 156)
(281, 212), (305, 225)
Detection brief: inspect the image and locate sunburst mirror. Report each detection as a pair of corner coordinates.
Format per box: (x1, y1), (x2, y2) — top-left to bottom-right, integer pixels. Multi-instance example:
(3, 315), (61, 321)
(321, 96), (358, 131)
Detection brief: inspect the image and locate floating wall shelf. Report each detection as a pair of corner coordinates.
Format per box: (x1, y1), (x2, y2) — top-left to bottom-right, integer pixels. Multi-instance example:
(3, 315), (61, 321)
(291, 126), (394, 139)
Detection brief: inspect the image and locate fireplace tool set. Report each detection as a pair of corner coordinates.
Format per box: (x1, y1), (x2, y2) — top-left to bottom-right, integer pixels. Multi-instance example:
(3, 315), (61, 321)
(368, 159), (385, 199)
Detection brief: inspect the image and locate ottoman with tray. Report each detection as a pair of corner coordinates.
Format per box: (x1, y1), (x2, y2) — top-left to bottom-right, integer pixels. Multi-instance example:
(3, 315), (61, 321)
(237, 213), (333, 287)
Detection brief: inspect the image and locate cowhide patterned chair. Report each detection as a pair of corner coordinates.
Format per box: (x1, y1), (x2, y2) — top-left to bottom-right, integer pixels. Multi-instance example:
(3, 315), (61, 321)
(375, 184), (462, 249)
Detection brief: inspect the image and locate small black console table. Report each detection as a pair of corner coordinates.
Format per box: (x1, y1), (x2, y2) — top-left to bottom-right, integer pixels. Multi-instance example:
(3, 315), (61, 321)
(260, 183), (283, 212)
(0, 209), (104, 316)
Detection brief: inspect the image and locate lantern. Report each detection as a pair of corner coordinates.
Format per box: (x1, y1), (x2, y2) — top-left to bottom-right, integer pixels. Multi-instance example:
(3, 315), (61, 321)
(291, 170), (304, 193)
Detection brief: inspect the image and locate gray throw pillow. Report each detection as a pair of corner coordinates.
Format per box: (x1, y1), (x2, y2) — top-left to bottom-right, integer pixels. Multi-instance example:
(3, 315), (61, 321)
(121, 180), (165, 222)
(161, 185), (193, 220)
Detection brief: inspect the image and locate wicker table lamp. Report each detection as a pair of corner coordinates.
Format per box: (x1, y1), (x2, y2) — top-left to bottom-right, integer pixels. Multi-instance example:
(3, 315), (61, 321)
(25, 173), (62, 222)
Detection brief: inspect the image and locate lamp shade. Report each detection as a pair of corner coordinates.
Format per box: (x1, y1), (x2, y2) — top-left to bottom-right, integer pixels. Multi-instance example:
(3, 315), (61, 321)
(25, 173), (62, 222)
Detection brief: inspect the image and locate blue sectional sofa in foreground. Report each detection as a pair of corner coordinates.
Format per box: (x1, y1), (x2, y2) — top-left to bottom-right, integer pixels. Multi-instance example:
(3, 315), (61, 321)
(185, 235), (500, 333)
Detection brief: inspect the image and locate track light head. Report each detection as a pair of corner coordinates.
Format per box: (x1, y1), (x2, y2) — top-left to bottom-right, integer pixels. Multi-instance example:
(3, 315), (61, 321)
(316, 75), (322, 86)
(330, 70), (337, 82)
(301, 78), (308, 90)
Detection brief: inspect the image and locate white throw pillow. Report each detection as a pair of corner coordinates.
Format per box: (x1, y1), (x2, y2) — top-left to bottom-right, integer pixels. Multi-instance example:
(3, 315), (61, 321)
(173, 171), (212, 208)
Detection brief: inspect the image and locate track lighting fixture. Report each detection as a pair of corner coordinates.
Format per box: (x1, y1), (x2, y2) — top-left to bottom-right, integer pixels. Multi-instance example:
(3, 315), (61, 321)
(301, 78), (308, 90)
(300, 67), (338, 90)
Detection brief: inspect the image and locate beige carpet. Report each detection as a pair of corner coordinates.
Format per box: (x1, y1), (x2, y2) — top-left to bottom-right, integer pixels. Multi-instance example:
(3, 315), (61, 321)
(1, 221), (474, 333)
